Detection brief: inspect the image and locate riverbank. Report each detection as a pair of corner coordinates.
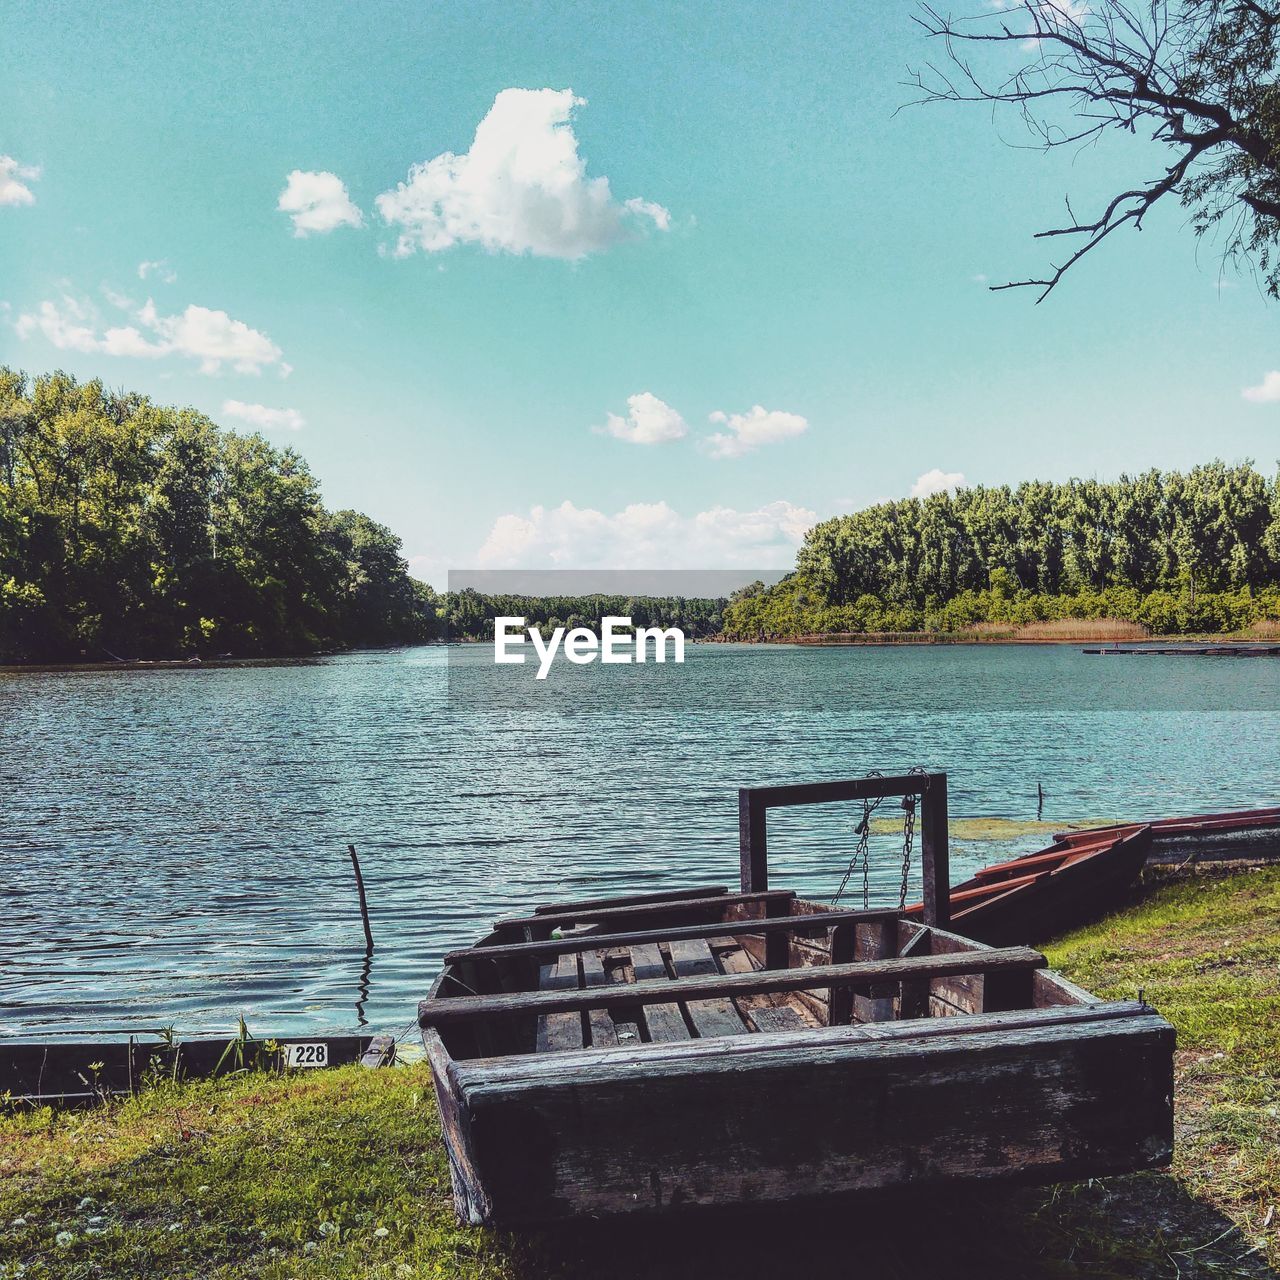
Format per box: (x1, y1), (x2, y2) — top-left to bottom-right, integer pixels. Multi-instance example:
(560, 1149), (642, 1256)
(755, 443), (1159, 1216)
(2, 865), (1275, 1279)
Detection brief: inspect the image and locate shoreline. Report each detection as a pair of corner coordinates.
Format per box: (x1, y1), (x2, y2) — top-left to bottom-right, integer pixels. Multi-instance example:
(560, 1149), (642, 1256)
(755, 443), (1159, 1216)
(4, 864), (1274, 1277)
(727, 632), (1277, 647)
(2, 633), (1276, 670)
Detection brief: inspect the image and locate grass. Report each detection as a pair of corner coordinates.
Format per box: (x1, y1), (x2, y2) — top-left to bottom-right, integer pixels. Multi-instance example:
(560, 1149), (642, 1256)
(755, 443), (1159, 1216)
(2, 867), (1277, 1279)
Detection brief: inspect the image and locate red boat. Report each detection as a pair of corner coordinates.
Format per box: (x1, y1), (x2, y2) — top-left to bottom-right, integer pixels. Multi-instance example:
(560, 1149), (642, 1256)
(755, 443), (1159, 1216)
(904, 826), (1153, 946)
(1056, 806), (1280, 865)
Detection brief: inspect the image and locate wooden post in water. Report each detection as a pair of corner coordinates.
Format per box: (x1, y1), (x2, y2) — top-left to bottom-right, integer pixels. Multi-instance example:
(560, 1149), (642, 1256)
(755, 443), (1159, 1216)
(347, 844), (375, 952)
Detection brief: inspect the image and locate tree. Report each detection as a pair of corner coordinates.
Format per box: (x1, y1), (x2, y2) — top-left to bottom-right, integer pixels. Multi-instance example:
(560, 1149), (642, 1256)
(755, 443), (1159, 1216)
(0, 366), (437, 661)
(910, 1), (1280, 299)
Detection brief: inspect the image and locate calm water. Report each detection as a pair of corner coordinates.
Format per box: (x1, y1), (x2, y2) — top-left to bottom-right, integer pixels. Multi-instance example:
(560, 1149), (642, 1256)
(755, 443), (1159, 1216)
(3, 643), (1279, 1041)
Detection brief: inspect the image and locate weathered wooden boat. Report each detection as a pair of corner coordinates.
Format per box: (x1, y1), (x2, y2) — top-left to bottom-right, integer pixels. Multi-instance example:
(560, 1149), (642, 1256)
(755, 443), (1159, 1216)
(1056, 805), (1280, 866)
(902, 825), (1153, 946)
(421, 773), (1174, 1226)
(0, 1033), (396, 1107)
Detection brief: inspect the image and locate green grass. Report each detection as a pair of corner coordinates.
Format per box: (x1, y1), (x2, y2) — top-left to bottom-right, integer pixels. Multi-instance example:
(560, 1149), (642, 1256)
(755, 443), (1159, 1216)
(2, 868), (1277, 1279)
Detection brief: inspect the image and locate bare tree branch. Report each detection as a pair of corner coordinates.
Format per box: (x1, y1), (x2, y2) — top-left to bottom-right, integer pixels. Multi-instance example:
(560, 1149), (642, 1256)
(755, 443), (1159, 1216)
(906, 0), (1280, 298)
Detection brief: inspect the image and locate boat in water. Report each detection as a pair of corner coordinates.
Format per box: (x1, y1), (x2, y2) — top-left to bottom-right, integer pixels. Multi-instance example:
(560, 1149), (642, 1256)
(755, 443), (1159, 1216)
(1056, 805), (1280, 865)
(420, 773), (1174, 1226)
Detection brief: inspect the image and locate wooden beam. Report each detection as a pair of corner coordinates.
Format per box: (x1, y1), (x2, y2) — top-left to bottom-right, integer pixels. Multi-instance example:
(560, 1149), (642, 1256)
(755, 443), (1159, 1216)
(419, 946), (1046, 1028)
(532, 885), (728, 916)
(739, 788), (768, 892)
(494, 889), (795, 932)
(737, 772), (948, 909)
(447, 907), (901, 966)
(745, 772), (945, 811)
(921, 773), (950, 929)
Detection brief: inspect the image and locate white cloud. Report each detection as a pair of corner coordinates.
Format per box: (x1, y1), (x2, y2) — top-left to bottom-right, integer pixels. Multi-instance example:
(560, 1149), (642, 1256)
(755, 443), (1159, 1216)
(705, 405), (809, 459)
(1242, 371), (1280, 403)
(160, 304), (283, 374)
(475, 498), (817, 569)
(14, 296), (99, 352)
(910, 468), (967, 498)
(594, 392), (687, 445)
(278, 170), (364, 237)
(138, 259), (177, 284)
(0, 155), (40, 206)
(14, 293), (284, 375)
(375, 88), (670, 259)
(221, 399), (305, 431)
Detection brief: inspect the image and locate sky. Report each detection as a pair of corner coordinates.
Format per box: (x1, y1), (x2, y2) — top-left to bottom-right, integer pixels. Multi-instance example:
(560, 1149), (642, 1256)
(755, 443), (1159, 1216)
(3, 0), (1280, 587)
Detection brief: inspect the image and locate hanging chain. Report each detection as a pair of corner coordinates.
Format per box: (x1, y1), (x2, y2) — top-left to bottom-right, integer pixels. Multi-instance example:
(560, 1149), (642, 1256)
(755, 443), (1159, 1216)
(832, 770), (883, 908)
(834, 767), (932, 912)
(899, 766), (931, 910)
(898, 795), (916, 910)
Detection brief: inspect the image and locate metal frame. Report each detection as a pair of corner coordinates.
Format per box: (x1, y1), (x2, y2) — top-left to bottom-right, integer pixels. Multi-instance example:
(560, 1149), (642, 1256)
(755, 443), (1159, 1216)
(738, 771), (950, 928)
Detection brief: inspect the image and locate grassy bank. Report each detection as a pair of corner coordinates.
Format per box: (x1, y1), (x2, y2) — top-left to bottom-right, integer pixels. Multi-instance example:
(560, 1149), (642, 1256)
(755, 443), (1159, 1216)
(3, 868), (1277, 1279)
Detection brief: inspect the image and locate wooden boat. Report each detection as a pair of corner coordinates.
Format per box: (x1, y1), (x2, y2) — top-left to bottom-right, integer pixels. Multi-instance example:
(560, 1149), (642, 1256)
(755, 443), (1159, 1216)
(421, 773), (1174, 1227)
(0, 1034), (396, 1106)
(902, 825), (1154, 946)
(1055, 805), (1280, 866)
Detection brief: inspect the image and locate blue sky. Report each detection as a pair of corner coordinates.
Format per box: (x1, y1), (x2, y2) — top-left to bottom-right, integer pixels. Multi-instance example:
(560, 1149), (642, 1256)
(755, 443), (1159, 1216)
(3, 1), (1279, 585)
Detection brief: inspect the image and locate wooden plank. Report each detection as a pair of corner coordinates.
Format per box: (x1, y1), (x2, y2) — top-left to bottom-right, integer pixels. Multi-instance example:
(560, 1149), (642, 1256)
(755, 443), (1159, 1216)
(448, 907), (898, 966)
(668, 939), (748, 1039)
(628, 943), (690, 1043)
(535, 954), (584, 1054)
(422, 1029), (492, 1225)
(897, 923), (931, 1020)
(450, 1007), (1174, 1224)
(853, 919), (896, 1024)
(763, 893), (790, 969)
(533, 885), (728, 915)
(579, 950), (619, 1048)
(495, 889), (795, 932)
(743, 772), (946, 810)
(419, 946), (1047, 1028)
(827, 923), (856, 1026)
(747, 1006), (808, 1034)
(461, 1000), (1159, 1077)
(360, 1035), (397, 1069)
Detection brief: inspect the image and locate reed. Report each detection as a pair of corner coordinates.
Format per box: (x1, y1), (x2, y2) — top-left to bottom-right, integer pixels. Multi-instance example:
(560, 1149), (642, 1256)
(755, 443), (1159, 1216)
(1014, 617), (1149, 641)
(959, 621), (1016, 637)
(1246, 618), (1280, 639)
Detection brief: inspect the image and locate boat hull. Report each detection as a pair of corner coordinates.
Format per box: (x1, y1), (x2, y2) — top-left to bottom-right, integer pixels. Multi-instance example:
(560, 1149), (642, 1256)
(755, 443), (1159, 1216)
(427, 1001), (1172, 1225)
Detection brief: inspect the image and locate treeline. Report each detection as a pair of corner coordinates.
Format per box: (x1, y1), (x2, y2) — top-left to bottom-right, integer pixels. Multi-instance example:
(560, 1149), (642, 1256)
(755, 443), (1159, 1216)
(444, 591), (725, 641)
(0, 368), (438, 662)
(724, 463), (1280, 639)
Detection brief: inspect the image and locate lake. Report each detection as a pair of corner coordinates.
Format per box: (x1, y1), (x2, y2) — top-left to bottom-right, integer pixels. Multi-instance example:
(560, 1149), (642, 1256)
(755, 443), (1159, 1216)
(4, 642), (1279, 1041)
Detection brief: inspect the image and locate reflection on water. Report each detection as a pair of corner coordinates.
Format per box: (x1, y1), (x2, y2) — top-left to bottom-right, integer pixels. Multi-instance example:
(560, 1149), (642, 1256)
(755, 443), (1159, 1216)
(2, 643), (1278, 1039)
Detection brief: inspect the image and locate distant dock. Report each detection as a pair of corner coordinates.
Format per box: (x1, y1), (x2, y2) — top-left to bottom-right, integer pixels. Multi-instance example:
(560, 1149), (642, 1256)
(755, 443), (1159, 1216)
(1083, 644), (1280, 657)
